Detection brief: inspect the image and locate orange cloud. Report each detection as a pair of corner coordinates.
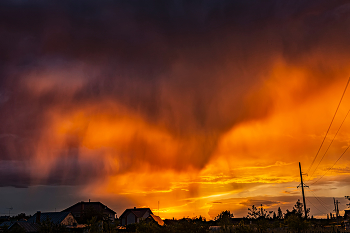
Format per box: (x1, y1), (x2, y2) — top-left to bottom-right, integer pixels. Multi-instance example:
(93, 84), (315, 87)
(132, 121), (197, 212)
(2, 0), (350, 220)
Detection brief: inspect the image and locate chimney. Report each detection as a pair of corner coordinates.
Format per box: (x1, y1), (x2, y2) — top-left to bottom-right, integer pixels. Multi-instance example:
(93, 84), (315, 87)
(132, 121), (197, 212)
(134, 207), (136, 209)
(36, 211), (41, 224)
(89, 199), (90, 202)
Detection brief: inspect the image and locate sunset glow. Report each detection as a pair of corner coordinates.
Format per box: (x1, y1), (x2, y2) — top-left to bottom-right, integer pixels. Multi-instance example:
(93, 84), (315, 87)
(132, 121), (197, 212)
(1, 0), (350, 221)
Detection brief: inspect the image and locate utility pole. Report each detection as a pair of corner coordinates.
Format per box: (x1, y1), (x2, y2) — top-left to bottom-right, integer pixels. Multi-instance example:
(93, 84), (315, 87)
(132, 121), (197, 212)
(297, 162), (308, 219)
(333, 198), (340, 218)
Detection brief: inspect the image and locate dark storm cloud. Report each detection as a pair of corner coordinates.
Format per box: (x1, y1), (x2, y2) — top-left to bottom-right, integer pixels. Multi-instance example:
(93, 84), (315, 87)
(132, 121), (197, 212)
(1, 0), (350, 187)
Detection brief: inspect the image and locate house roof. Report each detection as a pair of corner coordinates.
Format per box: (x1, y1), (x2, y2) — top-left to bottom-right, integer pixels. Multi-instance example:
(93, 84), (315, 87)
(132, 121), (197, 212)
(62, 201), (116, 214)
(120, 208), (153, 219)
(0, 221), (15, 228)
(10, 222), (40, 233)
(28, 212), (72, 225)
(148, 214), (164, 226)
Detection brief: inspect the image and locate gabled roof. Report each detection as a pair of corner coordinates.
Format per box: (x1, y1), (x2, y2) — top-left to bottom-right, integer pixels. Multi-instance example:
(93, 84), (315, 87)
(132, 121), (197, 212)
(28, 212), (71, 225)
(9, 222), (40, 233)
(62, 201), (116, 214)
(0, 221), (15, 228)
(120, 208), (153, 219)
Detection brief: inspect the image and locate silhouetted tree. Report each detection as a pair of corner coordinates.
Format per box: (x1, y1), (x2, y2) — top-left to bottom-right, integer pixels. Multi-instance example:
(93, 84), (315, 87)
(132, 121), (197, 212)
(103, 219), (118, 233)
(259, 204), (273, 219)
(82, 206), (105, 224)
(214, 210), (234, 232)
(247, 205), (272, 233)
(214, 210), (233, 223)
(164, 218), (208, 233)
(13, 213), (28, 221)
(284, 200), (310, 233)
(136, 221), (162, 233)
(294, 199), (303, 216)
(2, 224), (25, 233)
(284, 214), (309, 233)
(247, 205), (260, 219)
(277, 207), (283, 219)
(126, 223), (136, 232)
(272, 211), (277, 219)
(235, 220), (250, 233)
(86, 216), (102, 233)
(247, 204), (272, 220)
(39, 217), (67, 233)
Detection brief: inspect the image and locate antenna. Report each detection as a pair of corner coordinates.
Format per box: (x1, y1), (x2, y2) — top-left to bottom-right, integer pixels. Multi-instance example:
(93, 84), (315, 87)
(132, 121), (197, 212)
(158, 201), (159, 216)
(6, 207), (13, 217)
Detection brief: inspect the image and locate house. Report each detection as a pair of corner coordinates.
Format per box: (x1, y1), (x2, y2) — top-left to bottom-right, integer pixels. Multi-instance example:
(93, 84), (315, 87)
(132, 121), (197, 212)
(28, 211), (77, 226)
(0, 221), (15, 231)
(0, 221), (14, 228)
(8, 221), (40, 233)
(62, 200), (116, 222)
(0, 221), (40, 233)
(119, 207), (153, 225)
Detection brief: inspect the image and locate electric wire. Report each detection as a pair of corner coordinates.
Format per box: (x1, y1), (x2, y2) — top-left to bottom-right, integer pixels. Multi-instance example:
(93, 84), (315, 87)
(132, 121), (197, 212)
(310, 194), (329, 212)
(306, 196), (327, 215)
(309, 107), (350, 179)
(308, 189), (329, 210)
(311, 144), (350, 185)
(306, 78), (350, 174)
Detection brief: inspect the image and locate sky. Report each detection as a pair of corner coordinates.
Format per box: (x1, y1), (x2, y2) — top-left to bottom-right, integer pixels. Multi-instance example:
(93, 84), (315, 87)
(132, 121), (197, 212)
(1, 0), (350, 220)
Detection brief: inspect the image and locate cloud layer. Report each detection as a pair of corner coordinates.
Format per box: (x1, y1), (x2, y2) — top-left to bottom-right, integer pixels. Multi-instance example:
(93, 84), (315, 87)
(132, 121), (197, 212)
(1, 0), (350, 219)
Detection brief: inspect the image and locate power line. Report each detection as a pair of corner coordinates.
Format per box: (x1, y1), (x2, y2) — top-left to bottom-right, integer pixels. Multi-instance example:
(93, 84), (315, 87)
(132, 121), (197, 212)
(307, 189), (329, 212)
(307, 78), (350, 174)
(308, 190), (324, 204)
(312, 193), (328, 211)
(306, 196), (327, 215)
(311, 144), (350, 185)
(309, 107), (350, 179)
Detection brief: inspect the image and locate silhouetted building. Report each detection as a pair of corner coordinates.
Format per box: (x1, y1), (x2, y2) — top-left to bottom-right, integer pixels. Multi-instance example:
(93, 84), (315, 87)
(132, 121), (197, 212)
(8, 221), (40, 233)
(28, 211), (77, 226)
(62, 201), (116, 222)
(120, 207), (153, 225)
(0, 221), (15, 230)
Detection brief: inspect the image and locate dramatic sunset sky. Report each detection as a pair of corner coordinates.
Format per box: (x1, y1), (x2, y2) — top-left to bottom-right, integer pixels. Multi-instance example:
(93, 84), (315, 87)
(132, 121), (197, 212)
(1, 0), (350, 220)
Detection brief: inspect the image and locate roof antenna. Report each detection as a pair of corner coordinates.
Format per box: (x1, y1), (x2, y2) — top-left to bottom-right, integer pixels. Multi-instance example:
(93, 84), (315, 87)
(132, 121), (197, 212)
(7, 207), (13, 217)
